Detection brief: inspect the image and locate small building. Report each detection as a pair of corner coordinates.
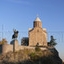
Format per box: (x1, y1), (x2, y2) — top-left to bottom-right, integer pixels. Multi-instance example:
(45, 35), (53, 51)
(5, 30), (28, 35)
(21, 37), (29, 46)
(29, 17), (47, 46)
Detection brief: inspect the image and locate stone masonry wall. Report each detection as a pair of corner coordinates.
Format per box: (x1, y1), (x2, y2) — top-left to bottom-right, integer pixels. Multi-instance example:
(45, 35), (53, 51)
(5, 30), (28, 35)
(2, 44), (13, 54)
(1, 39), (47, 54)
(29, 27), (47, 46)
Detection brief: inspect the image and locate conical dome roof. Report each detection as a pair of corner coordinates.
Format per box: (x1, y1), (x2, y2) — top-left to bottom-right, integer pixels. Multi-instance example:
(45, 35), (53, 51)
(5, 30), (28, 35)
(33, 17), (42, 28)
(35, 17), (41, 22)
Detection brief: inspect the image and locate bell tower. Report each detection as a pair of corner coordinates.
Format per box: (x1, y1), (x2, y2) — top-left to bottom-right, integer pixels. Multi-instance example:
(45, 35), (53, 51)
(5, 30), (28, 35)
(33, 17), (42, 28)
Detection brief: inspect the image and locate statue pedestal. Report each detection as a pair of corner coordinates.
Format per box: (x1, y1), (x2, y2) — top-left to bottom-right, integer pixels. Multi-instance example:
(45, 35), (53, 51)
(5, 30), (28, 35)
(10, 39), (19, 52)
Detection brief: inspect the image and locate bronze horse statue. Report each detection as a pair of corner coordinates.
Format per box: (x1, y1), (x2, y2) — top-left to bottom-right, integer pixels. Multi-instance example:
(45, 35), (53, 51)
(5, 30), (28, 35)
(12, 29), (19, 39)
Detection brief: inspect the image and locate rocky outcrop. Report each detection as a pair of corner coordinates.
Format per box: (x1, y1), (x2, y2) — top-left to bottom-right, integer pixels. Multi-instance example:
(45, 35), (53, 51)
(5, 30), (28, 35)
(63, 62), (64, 64)
(0, 47), (62, 64)
(48, 47), (62, 64)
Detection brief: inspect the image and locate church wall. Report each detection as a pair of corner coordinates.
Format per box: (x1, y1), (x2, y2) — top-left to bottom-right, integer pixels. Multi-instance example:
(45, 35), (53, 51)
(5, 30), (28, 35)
(29, 27), (47, 46)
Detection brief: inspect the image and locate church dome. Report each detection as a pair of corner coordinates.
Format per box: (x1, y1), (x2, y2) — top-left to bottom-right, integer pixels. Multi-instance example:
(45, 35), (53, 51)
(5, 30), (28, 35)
(35, 17), (41, 22)
(33, 17), (42, 28)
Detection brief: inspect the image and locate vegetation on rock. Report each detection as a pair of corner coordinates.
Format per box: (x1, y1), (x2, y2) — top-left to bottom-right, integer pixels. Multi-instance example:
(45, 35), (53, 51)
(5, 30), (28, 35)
(0, 38), (7, 45)
(0, 47), (62, 64)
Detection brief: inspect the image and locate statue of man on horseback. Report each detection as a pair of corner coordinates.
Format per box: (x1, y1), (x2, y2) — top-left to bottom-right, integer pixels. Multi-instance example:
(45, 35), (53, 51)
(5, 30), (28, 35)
(12, 29), (19, 39)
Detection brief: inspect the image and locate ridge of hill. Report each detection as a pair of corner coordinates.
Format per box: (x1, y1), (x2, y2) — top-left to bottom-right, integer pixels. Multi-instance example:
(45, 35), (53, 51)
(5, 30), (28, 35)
(0, 47), (62, 64)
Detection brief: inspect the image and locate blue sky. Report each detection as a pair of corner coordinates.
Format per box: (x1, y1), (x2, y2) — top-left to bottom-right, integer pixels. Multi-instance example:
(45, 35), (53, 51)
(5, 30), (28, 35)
(0, 0), (64, 60)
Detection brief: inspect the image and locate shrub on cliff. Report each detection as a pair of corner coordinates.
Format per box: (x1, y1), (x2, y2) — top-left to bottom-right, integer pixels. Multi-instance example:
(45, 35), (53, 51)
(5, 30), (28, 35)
(0, 38), (7, 45)
(35, 46), (41, 52)
(29, 52), (40, 61)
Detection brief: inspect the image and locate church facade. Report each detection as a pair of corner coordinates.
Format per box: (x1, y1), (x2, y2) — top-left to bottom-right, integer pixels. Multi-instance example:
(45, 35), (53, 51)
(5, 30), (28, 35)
(29, 17), (47, 46)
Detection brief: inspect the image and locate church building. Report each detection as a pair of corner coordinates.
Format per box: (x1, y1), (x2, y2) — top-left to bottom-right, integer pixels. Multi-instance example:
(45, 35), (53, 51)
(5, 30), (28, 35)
(29, 17), (47, 46)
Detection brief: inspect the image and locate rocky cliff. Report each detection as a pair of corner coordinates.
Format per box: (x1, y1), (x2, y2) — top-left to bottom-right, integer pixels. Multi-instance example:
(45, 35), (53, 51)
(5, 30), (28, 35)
(0, 47), (62, 64)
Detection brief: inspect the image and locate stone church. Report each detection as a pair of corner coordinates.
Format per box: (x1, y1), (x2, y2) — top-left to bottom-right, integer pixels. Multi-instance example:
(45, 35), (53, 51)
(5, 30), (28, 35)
(29, 17), (47, 46)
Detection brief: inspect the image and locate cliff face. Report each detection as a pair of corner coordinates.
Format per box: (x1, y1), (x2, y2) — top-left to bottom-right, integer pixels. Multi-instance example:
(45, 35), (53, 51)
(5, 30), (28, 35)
(47, 47), (62, 64)
(0, 47), (62, 64)
(63, 62), (64, 64)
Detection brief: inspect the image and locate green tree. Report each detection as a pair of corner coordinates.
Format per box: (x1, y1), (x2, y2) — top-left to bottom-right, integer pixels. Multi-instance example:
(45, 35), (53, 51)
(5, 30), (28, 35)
(0, 38), (7, 45)
(48, 36), (57, 47)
